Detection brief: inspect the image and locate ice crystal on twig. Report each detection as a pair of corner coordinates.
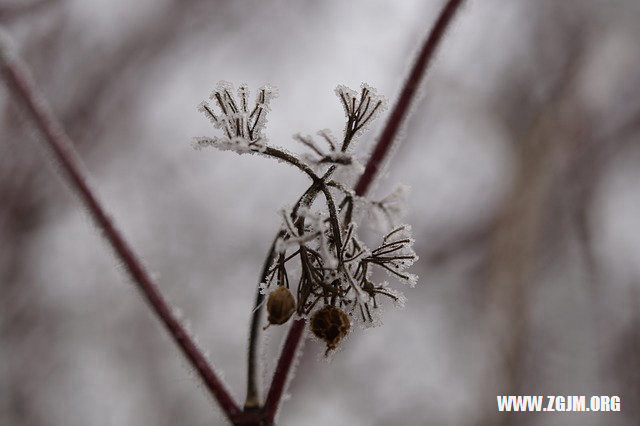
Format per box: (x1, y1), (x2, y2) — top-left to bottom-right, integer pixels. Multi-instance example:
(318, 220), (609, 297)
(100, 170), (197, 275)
(335, 83), (386, 144)
(367, 184), (411, 234)
(194, 82), (278, 154)
(195, 82), (417, 355)
(294, 130), (351, 165)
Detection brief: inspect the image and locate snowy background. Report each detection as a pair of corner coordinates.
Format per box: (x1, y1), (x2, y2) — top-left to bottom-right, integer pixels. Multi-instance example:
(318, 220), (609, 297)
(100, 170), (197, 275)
(2, 1), (640, 425)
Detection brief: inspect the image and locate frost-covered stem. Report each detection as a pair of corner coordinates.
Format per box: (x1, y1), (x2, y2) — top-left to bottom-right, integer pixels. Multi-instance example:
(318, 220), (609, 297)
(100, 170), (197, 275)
(263, 146), (320, 182)
(292, 167), (336, 218)
(244, 232), (284, 410)
(0, 36), (242, 422)
(320, 185), (343, 258)
(263, 318), (306, 423)
(259, 0), (465, 418)
(245, 170), (335, 409)
(354, 0), (465, 197)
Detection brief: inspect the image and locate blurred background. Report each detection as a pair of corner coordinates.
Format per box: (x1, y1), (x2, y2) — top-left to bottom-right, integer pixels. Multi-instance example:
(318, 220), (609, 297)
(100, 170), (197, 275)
(2, 0), (640, 425)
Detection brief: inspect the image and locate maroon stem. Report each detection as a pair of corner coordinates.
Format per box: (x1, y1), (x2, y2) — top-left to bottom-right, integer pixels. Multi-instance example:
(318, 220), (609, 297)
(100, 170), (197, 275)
(354, 0), (465, 197)
(263, 319), (306, 423)
(262, 0), (465, 422)
(1, 40), (241, 421)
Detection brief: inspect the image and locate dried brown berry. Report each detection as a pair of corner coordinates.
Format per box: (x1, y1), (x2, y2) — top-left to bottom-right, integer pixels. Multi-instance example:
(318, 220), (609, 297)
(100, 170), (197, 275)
(267, 286), (296, 325)
(310, 305), (350, 355)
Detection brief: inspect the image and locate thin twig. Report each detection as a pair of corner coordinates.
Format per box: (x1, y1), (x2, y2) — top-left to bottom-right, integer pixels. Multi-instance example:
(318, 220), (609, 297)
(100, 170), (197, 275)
(263, 146), (320, 182)
(244, 167), (336, 410)
(261, 0), (465, 421)
(263, 319), (306, 423)
(0, 34), (241, 422)
(354, 0), (465, 197)
(244, 232), (284, 410)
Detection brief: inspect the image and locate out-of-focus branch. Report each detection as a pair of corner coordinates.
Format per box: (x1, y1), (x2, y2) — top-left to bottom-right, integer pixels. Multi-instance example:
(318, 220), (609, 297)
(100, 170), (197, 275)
(479, 35), (587, 426)
(0, 33), (242, 422)
(354, 0), (465, 197)
(0, 0), (56, 22)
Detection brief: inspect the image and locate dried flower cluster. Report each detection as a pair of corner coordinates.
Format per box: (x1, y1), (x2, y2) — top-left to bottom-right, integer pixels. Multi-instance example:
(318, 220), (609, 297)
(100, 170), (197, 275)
(195, 81), (277, 153)
(196, 82), (418, 354)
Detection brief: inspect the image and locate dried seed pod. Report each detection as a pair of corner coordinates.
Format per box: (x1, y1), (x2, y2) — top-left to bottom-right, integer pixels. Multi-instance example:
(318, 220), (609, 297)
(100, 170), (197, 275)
(267, 286), (296, 325)
(310, 305), (350, 355)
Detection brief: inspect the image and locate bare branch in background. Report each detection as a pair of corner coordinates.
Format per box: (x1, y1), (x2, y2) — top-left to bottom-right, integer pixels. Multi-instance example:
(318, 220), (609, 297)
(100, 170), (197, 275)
(0, 0), (56, 22)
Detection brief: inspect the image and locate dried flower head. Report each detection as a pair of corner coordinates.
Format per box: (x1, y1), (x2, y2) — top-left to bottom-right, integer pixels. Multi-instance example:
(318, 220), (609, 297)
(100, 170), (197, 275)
(194, 81), (278, 154)
(310, 305), (351, 356)
(196, 82), (418, 356)
(266, 286), (296, 326)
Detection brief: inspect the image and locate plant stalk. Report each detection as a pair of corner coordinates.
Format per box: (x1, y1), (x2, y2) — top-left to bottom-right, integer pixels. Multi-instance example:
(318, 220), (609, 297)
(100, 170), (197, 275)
(0, 34), (242, 422)
(257, 0), (466, 422)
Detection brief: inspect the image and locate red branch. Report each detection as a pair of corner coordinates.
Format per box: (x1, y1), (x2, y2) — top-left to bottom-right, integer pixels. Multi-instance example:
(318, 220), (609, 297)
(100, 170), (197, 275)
(354, 0), (465, 197)
(263, 319), (306, 423)
(1, 39), (241, 421)
(262, 0), (465, 422)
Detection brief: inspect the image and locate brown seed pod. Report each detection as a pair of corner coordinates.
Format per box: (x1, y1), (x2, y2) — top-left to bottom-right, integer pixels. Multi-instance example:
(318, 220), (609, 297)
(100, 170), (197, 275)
(310, 305), (350, 355)
(266, 286), (296, 325)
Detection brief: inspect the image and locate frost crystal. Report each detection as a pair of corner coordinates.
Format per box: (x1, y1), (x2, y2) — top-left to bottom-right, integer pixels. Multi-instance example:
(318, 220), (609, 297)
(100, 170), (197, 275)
(367, 184), (411, 234)
(335, 83), (387, 142)
(194, 82), (417, 355)
(195, 82), (278, 155)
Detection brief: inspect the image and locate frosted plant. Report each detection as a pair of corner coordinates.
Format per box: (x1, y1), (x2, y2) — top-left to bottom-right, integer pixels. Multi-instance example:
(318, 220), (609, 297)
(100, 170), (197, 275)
(3, 0), (463, 421)
(194, 81), (278, 153)
(195, 83), (418, 355)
